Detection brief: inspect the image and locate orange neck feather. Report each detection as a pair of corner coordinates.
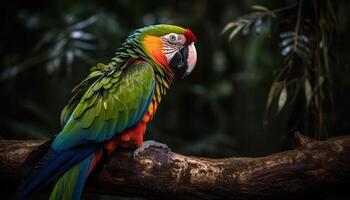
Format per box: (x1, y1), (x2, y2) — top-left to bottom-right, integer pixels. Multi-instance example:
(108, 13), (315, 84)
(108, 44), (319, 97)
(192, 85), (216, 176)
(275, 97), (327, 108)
(143, 35), (168, 68)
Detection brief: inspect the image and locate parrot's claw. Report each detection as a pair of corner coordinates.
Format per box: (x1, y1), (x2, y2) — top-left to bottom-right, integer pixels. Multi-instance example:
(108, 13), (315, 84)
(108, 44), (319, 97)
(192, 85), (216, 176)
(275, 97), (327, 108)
(133, 140), (170, 159)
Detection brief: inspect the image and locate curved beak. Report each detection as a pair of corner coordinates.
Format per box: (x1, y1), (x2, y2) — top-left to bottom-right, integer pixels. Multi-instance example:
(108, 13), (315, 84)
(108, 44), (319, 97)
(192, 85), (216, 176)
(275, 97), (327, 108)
(183, 42), (197, 77)
(169, 42), (197, 77)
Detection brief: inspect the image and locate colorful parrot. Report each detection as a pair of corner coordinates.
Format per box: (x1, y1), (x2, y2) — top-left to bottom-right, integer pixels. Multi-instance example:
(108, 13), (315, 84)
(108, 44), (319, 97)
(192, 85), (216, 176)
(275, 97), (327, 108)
(16, 24), (197, 200)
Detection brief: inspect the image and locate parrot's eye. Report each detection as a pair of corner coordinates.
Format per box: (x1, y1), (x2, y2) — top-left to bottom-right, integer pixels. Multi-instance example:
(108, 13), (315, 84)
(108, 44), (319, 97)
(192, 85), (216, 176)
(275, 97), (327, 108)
(169, 34), (177, 42)
(162, 33), (185, 46)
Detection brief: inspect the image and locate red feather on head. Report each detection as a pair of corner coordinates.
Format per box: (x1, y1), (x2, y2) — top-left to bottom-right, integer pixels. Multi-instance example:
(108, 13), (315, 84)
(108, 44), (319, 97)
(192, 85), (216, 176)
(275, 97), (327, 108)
(184, 29), (197, 45)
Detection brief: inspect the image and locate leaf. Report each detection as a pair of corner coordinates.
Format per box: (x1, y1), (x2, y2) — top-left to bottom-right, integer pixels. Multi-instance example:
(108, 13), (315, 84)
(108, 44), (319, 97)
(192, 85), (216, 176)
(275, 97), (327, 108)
(266, 82), (281, 111)
(278, 85), (287, 113)
(222, 22), (236, 34)
(305, 79), (312, 107)
(251, 5), (276, 17)
(255, 18), (263, 34)
(298, 35), (310, 44)
(280, 37), (295, 47)
(70, 31), (95, 40)
(252, 5), (270, 12)
(70, 15), (97, 30)
(66, 50), (74, 67)
(280, 32), (295, 38)
(242, 21), (252, 35)
(318, 76), (324, 88)
(229, 24), (244, 41)
(281, 45), (293, 56)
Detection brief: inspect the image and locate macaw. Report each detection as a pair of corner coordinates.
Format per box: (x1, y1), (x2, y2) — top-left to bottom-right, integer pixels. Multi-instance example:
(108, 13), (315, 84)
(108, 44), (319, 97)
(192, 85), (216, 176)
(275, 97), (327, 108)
(16, 24), (197, 200)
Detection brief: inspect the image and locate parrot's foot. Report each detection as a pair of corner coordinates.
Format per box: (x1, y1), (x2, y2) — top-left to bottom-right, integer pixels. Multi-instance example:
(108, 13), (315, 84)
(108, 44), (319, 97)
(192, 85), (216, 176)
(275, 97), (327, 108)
(133, 140), (170, 159)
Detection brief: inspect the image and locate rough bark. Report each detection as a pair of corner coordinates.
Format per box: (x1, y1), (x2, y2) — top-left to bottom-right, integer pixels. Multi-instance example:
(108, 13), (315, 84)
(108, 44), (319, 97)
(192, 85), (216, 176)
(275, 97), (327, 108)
(0, 133), (350, 200)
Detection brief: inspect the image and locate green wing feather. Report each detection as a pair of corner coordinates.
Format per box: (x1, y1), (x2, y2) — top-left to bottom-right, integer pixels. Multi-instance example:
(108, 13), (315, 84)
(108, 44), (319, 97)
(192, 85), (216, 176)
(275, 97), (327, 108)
(60, 63), (110, 126)
(53, 60), (155, 151)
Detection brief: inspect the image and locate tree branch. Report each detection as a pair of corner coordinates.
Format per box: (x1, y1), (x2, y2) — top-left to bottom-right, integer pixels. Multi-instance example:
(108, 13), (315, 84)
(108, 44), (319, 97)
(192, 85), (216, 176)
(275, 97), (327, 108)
(1, 133), (350, 199)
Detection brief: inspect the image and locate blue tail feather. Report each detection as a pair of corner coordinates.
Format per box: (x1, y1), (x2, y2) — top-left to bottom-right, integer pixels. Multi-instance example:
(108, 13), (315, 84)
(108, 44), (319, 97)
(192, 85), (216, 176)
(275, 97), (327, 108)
(16, 145), (96, 200)
(49, 153), (94, 200)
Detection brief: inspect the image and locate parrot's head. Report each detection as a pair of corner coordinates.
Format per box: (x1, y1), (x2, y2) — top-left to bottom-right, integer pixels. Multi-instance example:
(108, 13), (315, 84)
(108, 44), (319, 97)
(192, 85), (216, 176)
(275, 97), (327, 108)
(135, 24), (197, 77)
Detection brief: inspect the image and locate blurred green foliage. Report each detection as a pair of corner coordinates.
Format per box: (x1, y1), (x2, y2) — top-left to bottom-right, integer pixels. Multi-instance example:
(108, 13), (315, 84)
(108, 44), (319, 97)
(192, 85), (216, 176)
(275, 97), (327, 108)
(1, 0), (350, 162)
(224, 0), (338, 140)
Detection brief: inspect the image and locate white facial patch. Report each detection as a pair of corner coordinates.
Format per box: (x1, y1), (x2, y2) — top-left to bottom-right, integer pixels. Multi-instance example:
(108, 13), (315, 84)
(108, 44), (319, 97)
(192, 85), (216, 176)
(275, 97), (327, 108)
(161, 33), (186, 63)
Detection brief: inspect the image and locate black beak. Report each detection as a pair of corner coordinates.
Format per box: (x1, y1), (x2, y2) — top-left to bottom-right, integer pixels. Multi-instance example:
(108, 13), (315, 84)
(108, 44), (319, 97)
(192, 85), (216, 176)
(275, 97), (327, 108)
(169, 46), (189, 77)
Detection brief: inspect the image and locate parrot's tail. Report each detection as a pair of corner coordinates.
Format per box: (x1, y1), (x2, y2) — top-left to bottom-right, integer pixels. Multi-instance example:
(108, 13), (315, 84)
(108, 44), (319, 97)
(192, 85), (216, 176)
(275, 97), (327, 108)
(16, 140), (102, 200)
(49, 153), (94, 200)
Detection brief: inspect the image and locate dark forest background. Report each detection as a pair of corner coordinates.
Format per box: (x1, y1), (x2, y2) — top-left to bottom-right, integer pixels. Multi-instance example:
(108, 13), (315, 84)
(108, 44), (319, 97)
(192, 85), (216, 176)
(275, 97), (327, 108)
(1, 0), (350, 195)
(1, 0), (350, 199)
